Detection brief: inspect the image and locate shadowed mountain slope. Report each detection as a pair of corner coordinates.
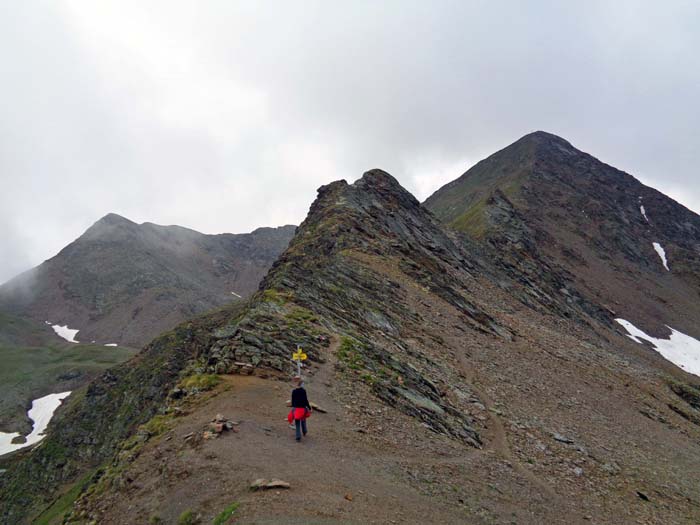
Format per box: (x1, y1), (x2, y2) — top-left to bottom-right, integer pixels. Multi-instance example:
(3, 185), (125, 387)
(0, 215), (295, 347)
(2, 169), (700, 524)
(425, 131), (700, 342)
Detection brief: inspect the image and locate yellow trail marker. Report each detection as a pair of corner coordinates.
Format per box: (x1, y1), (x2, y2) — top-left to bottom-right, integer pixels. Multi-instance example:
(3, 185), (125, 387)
(292, 347), (307, 376)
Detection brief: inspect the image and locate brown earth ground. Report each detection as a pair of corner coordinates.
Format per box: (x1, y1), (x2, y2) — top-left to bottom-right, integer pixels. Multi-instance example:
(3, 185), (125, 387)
(80, 274), (700, 525)
(80, 334), (700, 524)
(85, 366), (562, 525)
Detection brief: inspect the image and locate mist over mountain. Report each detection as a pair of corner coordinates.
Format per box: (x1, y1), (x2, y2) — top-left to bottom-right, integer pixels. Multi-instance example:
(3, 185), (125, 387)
(0, 215), (296, 348)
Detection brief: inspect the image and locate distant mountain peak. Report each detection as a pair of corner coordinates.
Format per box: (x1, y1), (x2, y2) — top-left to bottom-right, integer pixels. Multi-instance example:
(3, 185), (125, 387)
(519, 130), (573, 145)
(353, 168), (421, 207)
(94, 213), (135, 226)
(356, 168), (401, 187)
(81, 213), (138, 241)
(502, 130), (581, 161)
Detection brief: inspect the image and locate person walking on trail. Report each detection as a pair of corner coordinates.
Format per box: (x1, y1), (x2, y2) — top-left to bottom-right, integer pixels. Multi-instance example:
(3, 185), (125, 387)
(288, 376), (311, 442)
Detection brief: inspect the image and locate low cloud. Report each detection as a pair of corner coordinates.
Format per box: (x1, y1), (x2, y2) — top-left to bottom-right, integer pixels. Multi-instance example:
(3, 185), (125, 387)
(1, 1), (699, 283)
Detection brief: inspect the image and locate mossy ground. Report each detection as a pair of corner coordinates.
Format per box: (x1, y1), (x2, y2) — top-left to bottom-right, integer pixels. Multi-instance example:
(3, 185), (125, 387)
(64, 364), (233, 522)
(336, 336), (394, 388)
(668, 377), (700, 409)
(33, 470), (98, 525)
(212, 501), (239, 524)
(179, 373), (221, 391)
(261, 288), (294, 306)
(450, 197), (489, 238)
(177, 509), (200, 524)
(337, 336), (366, 371)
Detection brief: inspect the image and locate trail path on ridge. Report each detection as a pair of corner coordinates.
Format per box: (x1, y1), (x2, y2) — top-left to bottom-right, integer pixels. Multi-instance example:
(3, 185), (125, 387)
(93, 349), (485, 524)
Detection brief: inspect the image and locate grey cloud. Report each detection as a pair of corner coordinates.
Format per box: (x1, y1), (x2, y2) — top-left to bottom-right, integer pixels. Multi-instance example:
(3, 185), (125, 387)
(1, 0), (699, 283)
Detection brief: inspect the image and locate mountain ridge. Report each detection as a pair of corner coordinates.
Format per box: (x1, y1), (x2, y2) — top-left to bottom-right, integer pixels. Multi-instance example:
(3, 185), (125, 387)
(2, 137), (700, 523)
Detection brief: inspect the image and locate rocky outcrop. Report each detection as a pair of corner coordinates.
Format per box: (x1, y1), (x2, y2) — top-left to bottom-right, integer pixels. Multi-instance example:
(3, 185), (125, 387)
(192, 171), (487, 446)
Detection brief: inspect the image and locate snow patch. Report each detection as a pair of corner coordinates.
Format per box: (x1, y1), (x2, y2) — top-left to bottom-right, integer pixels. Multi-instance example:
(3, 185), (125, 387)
(615, 319), (700, 377)
(104, 343), (118, 347)
(0, 392), (71, 457)
(230, 291), (242, 298)
(640, 205), (649, 222)
(652, 242), (670, 271)
(48, 323), (80, 343)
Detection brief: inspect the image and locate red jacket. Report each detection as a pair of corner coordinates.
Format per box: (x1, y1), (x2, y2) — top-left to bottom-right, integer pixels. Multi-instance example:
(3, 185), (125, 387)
(287, 407), (310, 423)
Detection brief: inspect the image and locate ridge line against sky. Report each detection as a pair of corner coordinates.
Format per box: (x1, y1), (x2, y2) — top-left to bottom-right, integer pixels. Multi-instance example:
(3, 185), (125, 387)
(1, 1), (699, 283)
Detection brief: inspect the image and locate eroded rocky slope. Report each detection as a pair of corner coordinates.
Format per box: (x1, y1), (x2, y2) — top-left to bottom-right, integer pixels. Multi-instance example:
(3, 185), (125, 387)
(2, 167), (700, 524)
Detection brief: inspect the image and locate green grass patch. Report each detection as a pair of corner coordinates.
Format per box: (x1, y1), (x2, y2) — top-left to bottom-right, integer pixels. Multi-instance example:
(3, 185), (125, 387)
(82, 397), (201, 511)
(285, 306), (319, 331)
(261, 289), (293, 305)
(450, 197), (489, 238)
(325, 283), (345, 295)
(121, 414), (175, 452)
(0, 311), (52, 346)
(34, 469), (97, 525)
(179, 373), (221, 391)
(0, 342), (137, 432)
(361, 373), (377, 385)
(178, 509), (200, 524)
(668, 378), (700, 409)
(141, 414), (174, 436)
(337, 336), (366, 370)
(212, 501), (239, 524)
(500, 176), (525, 201)
(286, 307), (317, 323)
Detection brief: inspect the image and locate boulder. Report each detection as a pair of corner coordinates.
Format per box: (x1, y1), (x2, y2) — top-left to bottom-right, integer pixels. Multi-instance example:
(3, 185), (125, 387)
(552, 433), (574, 444)
(250, 478), (291, 490)
(266, 479), (291, 489)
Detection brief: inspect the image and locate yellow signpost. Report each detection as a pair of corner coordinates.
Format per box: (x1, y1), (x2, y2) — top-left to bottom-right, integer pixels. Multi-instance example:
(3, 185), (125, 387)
(292, 347), (307, 375)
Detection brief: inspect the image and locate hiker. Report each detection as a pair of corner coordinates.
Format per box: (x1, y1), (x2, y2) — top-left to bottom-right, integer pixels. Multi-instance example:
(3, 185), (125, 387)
(287, 376), (311, 441)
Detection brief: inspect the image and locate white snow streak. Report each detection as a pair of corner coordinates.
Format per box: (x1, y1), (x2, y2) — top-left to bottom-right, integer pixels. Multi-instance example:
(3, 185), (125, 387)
(230, 291), (242, 298)
(616, 319), (700, 377)
(652, 242), (670, 271)
(104, 343), (118, 347)
(0, 392), (72, 457)
(640, 205), (649, 222)
(48, 322), (80, 343)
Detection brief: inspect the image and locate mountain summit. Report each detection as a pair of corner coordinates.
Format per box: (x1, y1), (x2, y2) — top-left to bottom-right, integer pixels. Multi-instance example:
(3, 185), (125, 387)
(425, 131), (700, 339)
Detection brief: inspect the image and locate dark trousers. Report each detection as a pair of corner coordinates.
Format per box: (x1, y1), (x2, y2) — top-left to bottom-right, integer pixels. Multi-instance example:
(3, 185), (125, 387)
(295, 418), (307, 440)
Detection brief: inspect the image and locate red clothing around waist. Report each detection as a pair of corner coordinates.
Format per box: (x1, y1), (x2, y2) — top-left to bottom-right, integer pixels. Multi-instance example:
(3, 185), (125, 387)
(287, 407), (310, 423)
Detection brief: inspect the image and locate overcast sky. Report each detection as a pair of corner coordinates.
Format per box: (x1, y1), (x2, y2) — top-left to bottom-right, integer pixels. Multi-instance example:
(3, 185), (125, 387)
(1, 1), (699, 283)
